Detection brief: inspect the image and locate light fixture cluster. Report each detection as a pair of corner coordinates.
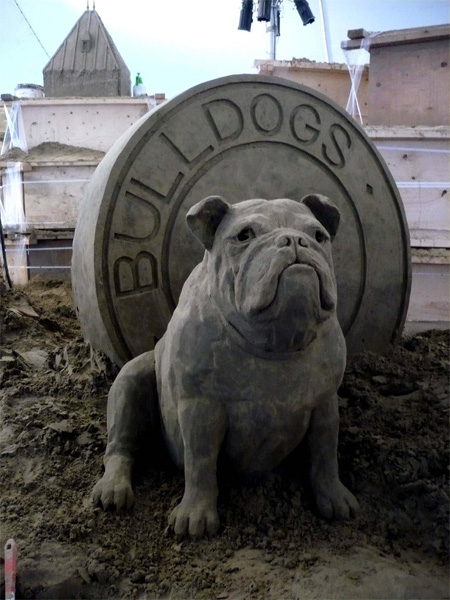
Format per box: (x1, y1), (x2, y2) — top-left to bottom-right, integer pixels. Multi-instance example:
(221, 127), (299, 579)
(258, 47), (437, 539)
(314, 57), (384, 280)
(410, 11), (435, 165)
(294, 0), (315, 25)
(238, 0), (254, 31)
(238, 0), (315, 33)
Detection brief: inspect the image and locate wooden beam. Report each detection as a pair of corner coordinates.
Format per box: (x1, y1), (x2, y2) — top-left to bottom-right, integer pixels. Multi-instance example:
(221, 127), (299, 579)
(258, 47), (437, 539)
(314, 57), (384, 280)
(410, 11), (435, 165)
(347, 28), (370, 40)
(341, 23), (450, 51)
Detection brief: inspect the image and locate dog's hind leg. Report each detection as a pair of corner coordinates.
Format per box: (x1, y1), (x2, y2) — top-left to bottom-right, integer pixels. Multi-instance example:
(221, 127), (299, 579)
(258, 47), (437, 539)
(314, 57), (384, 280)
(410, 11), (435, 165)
(92, 350), (160, 510)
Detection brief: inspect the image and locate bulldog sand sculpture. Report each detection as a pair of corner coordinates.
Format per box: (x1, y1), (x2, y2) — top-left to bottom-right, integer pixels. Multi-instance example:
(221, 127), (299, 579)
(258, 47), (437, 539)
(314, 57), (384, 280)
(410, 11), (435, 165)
(92, 193), (359, 536)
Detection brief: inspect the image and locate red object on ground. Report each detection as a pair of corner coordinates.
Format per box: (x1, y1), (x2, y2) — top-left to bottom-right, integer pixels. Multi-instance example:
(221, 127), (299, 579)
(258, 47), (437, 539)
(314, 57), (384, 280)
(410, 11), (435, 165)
(4, 539), (17, 600)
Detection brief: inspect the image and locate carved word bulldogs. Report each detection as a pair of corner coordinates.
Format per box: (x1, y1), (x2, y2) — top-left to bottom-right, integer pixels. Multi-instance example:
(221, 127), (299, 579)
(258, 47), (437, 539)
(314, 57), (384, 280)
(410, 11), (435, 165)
(111, 96), (352, 302)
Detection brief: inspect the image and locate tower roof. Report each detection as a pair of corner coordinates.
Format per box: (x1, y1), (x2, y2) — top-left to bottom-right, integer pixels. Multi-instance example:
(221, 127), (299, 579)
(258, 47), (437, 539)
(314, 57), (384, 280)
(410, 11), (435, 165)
(43, 9), (130, 97)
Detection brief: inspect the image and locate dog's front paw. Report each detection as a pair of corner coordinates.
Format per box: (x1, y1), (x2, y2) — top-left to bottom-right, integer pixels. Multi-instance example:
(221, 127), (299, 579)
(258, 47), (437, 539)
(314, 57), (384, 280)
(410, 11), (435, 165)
(91, 455), (134, 511)
(313, 479), (359, 520)
(168, 495), (219, 537)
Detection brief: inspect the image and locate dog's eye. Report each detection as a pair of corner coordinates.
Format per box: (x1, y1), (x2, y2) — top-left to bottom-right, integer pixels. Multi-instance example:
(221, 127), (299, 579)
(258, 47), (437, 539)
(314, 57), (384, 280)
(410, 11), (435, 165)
(315, 230), (327, 243)
(236, 227), (255, 242)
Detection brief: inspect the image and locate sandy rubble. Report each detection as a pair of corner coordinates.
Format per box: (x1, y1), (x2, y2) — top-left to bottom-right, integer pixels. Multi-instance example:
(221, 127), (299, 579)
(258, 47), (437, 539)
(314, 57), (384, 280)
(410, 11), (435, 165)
(0, 276), (448, 599)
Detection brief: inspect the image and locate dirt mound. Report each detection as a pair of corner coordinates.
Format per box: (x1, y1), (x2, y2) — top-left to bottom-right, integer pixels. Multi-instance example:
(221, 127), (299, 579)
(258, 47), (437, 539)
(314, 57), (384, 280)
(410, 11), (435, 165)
(0, 276), (448, 599)
(0, 142), (105, 164)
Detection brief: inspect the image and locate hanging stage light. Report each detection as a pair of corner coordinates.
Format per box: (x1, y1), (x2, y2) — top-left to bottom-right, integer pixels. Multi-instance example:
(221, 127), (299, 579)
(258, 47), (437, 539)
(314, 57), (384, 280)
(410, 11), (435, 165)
(257, 0), (271, 22)
(238, 0), (254, 31)
(294, 0), (315, 25)
(238, 0), (316, 59)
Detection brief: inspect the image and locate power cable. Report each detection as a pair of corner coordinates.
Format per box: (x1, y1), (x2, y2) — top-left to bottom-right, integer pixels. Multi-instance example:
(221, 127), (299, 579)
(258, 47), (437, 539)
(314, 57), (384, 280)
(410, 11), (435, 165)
(10, 0), (50, 59)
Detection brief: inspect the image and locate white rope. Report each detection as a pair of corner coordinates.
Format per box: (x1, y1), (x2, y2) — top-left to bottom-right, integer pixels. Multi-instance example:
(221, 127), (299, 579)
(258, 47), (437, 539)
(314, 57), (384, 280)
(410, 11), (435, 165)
(343, 33), (380, 124)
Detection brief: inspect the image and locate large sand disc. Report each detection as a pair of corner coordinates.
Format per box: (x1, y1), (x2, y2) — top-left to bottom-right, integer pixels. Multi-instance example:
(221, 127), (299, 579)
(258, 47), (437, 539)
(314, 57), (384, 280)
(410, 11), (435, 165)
(72, 75), (411, 366)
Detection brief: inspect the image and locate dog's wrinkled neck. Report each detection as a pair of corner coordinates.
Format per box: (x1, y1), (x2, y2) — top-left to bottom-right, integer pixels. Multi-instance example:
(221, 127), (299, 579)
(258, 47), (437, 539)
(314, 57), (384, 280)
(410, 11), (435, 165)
(208, 293), (319, 359)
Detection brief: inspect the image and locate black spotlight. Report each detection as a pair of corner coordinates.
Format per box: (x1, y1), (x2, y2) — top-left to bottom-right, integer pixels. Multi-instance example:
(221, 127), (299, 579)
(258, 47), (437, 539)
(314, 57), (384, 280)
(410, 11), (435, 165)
(257, 0), (271, 22)
(238, 0), (254, 31)
(294, 0), (315, 25)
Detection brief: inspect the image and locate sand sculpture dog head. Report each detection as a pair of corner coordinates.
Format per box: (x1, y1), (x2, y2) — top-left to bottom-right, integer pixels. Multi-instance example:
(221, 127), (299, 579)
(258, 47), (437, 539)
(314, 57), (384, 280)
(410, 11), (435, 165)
(186, 194), (340, 354)
(92, 194), (359, 537)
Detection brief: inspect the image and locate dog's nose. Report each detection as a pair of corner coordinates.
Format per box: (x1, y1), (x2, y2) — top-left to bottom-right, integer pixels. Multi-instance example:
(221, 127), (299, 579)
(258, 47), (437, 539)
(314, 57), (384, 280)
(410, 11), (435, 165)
(277, 235), (308, 248)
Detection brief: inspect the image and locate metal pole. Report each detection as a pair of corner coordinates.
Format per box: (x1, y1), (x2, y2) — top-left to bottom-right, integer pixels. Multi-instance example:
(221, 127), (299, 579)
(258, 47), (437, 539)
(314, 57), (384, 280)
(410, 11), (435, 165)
(269, 0), (276, 60)
(317, 0), (331, 62)
(269, 0), (280, 60)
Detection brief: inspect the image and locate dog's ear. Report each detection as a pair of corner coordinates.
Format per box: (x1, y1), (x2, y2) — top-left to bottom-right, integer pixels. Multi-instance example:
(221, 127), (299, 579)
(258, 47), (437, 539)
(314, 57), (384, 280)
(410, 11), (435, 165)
(301, 194), (340, 239)
(186, 195), (230, 250)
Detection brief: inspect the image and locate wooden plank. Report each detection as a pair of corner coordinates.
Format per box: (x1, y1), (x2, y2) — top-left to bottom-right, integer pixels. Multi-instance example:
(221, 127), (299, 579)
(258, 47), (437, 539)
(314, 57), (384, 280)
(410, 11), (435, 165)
(347, 29), (370, 40)
(411, 248), (449, 264)
(4, 239), (29, 285)
(409, 235), (449, 249)
(27, 239), (72, 280)
(374, 141), (450, 183)
(366, 126), (449, 139)
(368, 39), (450, 127)
(20, 101), (150, 152)
(342, 24), (450, 50)
(254, 59), (351, 72)
(400, 187), (449, 248)
(24, 185), (83, 226)
(22, 165), (94, 227)
(406, 263), (450, 323)
(369, 132), (450, 248)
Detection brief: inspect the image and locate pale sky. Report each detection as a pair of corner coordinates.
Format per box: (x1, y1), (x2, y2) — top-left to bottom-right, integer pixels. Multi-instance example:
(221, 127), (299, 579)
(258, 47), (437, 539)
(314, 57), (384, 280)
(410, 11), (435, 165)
(0, 0), (449, 98)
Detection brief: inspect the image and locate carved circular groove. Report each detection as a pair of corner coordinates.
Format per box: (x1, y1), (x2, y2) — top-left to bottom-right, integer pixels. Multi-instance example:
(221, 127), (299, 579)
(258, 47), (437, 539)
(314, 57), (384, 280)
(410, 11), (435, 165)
(72, 75), (411, 366)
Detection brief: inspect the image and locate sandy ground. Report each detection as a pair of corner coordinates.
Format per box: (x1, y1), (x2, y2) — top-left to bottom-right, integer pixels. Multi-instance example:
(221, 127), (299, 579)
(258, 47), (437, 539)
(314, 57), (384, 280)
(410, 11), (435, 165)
(0, 276), (448, 599)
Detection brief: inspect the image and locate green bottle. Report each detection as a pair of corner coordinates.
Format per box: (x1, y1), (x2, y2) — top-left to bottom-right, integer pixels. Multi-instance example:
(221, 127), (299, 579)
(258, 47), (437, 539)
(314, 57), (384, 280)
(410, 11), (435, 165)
(133, 73), (146, 97)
